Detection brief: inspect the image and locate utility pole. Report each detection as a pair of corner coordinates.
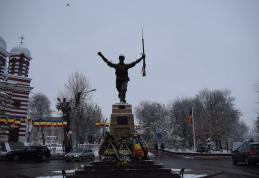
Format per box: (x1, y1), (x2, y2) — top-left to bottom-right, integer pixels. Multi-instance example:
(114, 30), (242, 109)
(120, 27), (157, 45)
(192, 106), (196, 151)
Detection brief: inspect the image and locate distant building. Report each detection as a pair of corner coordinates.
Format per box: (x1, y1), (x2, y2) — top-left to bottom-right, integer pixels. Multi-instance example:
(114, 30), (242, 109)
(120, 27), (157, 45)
(30, 118), (65, 145)
(0, 36), (33, 142)
(31, 126), (64, 145)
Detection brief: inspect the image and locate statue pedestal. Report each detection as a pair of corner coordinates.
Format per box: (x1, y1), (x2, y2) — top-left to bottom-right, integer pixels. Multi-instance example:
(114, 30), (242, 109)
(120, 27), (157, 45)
(67, 103), (180, 178)
(110, 103), (134, 140)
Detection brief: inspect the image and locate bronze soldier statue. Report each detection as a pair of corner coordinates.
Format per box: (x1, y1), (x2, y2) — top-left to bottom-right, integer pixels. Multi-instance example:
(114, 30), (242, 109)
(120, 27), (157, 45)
(98, 52), (145, 103)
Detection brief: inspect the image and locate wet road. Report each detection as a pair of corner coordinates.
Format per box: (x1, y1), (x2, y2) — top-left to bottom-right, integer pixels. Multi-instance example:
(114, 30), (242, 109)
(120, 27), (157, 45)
(0, 153), (258, 178)
(153, 151), (259, 177)
(0, 160), (80, 178)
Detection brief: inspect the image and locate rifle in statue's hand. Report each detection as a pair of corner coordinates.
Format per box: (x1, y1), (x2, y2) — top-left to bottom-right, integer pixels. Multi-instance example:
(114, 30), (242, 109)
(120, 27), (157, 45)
(141, 28), (146, 77)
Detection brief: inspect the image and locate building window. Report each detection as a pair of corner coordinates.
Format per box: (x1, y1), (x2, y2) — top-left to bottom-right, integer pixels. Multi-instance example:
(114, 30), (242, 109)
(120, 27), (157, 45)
(13, 100), (21, 108)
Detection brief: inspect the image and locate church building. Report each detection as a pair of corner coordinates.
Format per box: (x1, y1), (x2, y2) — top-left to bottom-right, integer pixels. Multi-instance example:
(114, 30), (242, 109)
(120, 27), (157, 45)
(0, 36), (33, 142)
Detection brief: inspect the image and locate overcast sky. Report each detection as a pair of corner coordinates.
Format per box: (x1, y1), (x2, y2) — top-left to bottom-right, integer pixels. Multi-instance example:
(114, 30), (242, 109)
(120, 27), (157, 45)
(1, 0), (258, 127)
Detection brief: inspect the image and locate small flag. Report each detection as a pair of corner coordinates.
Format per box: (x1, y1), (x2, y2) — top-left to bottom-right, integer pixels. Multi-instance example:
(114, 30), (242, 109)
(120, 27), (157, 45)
(41, 121), (46, 127)
(52, 122), (57, 127)
(63, 121), (67, 127)
(7, 119), (14, 124)
(33, 121), (40, 127)
(46, 122), (51, 127)
(188, 109), (193, 125)
(14, 120), (21, 127)
(95, 122), (109, 128)
(0, 119), (7, 125)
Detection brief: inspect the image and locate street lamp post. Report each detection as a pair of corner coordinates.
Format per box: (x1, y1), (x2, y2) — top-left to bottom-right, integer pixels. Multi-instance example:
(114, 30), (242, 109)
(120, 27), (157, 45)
(56, 97), (72, 153)
(27, 119), (32, 143)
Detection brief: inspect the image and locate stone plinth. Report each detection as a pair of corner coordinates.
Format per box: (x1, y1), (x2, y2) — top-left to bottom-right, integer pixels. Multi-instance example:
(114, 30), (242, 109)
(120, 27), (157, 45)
(68, 160), (181, 178)
(110, 103), (134, 139)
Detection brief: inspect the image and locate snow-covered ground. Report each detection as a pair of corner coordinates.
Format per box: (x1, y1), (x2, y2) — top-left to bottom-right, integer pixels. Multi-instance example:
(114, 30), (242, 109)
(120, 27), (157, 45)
(166, 148), (231, 154)
(171, 169), (206, 178)
(37, 176), (62, 178)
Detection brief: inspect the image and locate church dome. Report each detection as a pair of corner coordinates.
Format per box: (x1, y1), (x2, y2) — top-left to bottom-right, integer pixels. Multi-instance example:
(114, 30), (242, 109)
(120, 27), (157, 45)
(10, 45), (31, 59)
(0, 36), (8, 56)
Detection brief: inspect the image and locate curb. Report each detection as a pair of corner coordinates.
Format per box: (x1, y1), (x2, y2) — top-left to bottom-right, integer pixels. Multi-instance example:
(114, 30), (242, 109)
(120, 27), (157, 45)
(152, 149), (232, 158)
(0, 153), (66, 161)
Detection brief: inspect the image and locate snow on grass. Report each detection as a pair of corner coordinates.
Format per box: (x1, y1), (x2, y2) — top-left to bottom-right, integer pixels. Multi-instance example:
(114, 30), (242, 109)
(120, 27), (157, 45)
(148, 152), (155, 158)
(171, 168), (191, 172)
(183, 174), (207, 178)
(52, 169), (77, 174)
(166, 148), (231, 154)
(171, 168), (206, 178)
(37, 176), (62, 178)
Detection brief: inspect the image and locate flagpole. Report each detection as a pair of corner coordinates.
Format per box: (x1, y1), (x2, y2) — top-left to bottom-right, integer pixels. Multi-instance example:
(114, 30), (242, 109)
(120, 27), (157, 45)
(192, 106), (196, 152)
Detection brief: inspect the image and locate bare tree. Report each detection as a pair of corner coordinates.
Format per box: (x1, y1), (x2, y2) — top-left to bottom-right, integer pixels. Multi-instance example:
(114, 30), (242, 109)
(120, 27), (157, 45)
(255, 82), (259, 134)
(135, 101), (167, 144)
(192, 89), (245, 148)
(135, 88), (247, 150)
(59, 72), (102, 145)
(63, 72), (91, 104)
(167, 98), (193, 148)
(255, 118), (259, 135)
(135, 101), (166, 126)
(79, 103), (102, 143)
(28, 93), (51, 145)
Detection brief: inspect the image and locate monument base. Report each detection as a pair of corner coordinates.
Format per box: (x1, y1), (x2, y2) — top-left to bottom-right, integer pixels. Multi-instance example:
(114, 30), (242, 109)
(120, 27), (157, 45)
(110, 103), (135, 140)
(68, 160), (180, 178)
(67, 103), (180, 178)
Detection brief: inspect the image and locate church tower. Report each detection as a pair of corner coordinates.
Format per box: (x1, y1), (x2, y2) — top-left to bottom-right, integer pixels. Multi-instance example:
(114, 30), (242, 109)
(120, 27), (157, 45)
(8, 44), (31, 77)
(0, 36), (8, 80)
(0, 36), (33, 142)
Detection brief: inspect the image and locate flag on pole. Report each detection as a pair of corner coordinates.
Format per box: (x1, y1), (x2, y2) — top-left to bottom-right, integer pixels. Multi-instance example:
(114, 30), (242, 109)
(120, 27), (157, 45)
(188, 109), (193, 125)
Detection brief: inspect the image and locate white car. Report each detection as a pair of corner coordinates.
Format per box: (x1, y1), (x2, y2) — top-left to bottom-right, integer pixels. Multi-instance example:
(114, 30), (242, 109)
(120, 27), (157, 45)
(48, 143), (63, 154)
(65, 147), (95, 162)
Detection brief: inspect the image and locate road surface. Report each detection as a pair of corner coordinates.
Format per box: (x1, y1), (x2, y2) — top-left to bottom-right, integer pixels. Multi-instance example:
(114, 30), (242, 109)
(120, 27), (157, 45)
(0, 152), (258, 178)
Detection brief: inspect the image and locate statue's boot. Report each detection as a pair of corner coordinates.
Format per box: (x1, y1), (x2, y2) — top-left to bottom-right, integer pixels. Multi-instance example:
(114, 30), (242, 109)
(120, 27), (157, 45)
(121, 92), (126, 103)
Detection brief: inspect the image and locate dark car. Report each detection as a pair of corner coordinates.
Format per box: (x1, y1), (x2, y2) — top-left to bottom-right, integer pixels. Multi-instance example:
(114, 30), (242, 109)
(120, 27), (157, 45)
(65, 147), (95, 162)
(6, 145), (51, 161)
(232, 141), (259, 166)
(196, 143), (207, 153)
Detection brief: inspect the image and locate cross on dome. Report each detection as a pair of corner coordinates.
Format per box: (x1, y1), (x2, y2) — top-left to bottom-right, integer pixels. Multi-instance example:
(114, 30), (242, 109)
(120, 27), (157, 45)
(20, 35), (24, 45)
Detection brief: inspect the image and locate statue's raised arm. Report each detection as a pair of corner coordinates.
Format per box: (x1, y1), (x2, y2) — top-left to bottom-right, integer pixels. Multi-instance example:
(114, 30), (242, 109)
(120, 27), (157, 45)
(127, 54), (145, 68)
(98, 52), (116, 68)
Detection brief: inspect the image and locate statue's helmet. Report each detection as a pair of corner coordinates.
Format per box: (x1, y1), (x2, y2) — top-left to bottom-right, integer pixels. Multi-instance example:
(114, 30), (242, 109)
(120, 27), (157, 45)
(119, 55), (125, 62)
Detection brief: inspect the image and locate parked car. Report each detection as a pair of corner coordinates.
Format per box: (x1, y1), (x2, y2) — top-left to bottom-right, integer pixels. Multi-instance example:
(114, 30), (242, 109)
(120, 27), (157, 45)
(232, 142), (243, 152)
(65, 147), (94, 162)
(196, 143), (207, 153)
(47, 143), (63, 154)
(232, 141), (259, 166)
(5, 145), (51, 161)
